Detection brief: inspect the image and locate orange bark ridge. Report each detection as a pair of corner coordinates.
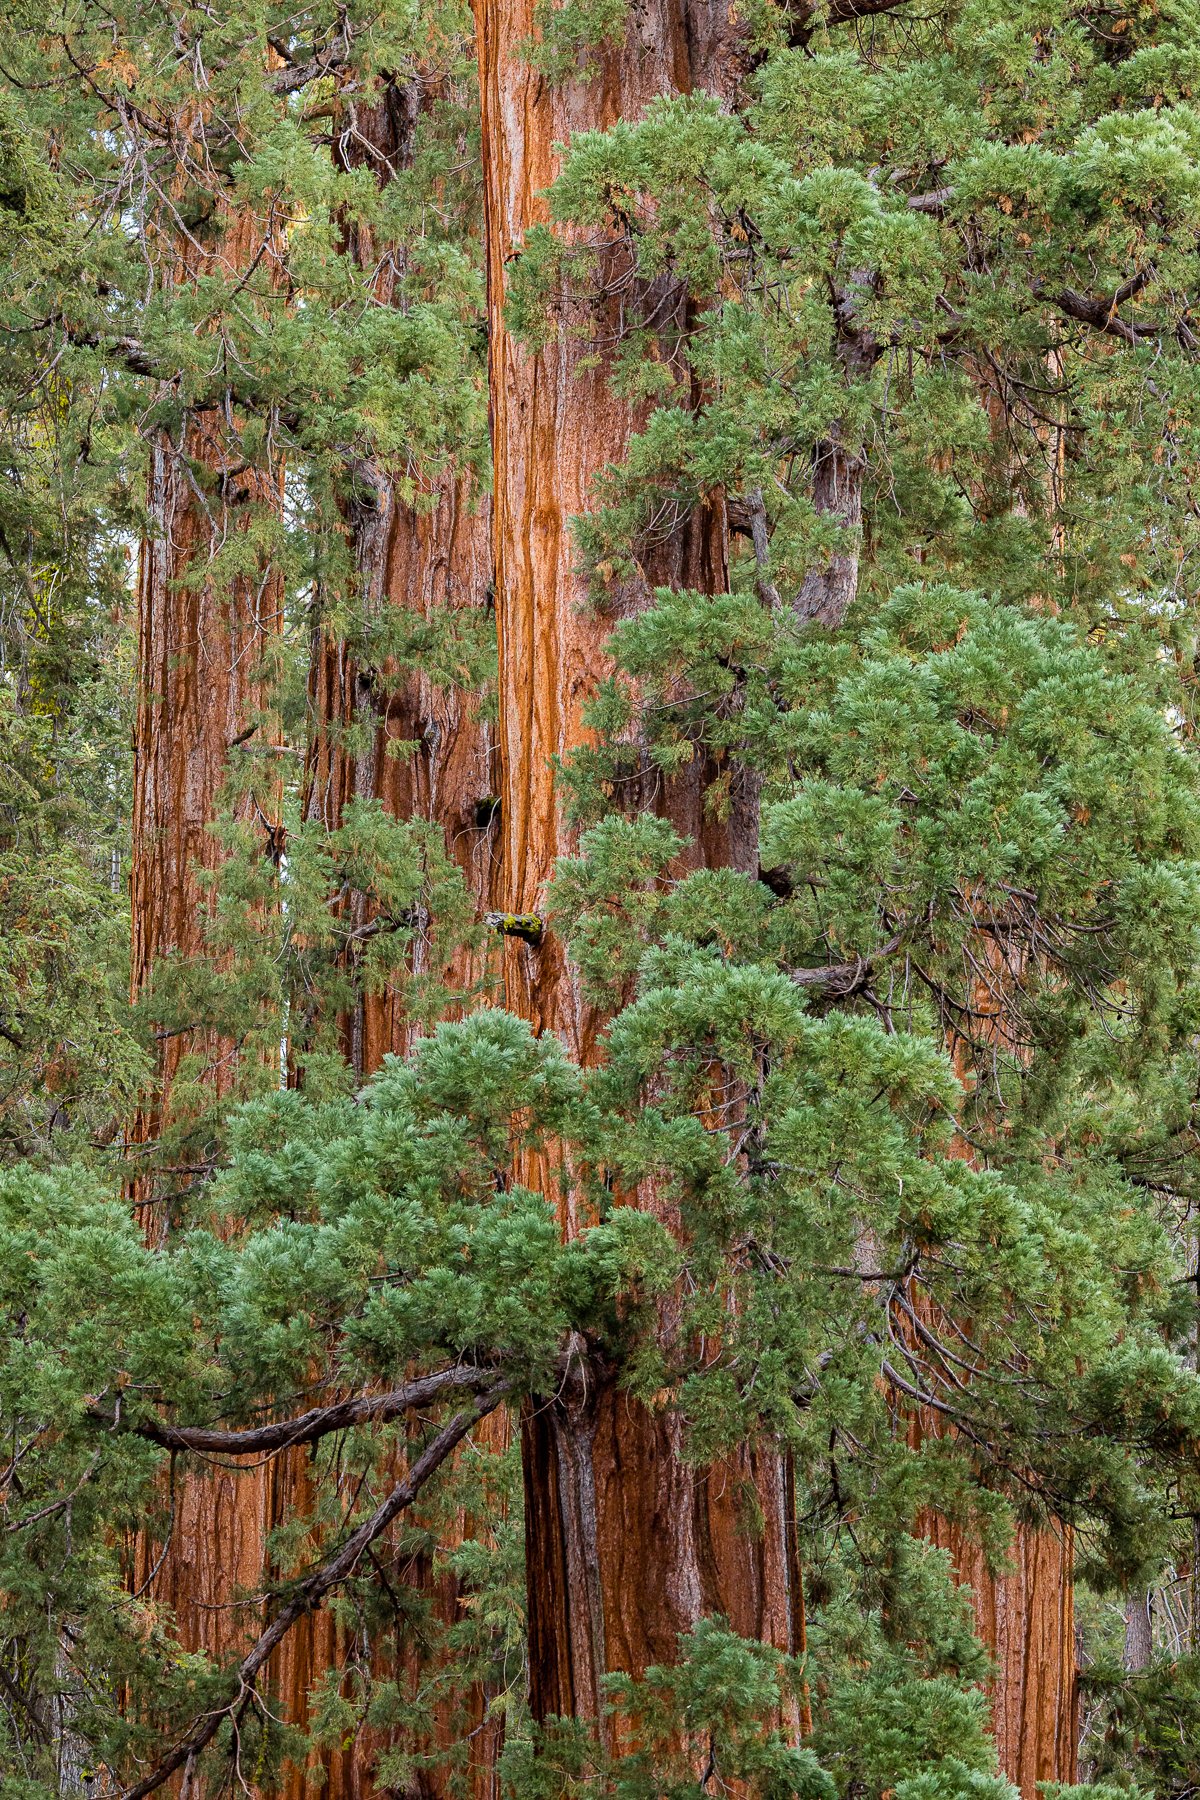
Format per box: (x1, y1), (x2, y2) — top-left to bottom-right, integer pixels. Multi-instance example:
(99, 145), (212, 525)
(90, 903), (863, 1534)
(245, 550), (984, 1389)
(281, 76), (508, 1797)
(474, 0), (802, 1766)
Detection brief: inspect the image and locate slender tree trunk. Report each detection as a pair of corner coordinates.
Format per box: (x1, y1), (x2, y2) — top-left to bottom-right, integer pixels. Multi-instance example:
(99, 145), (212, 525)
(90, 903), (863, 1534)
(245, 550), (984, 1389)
(475, 0), (801, 1750)
(1123, 1591), (1153, 1672)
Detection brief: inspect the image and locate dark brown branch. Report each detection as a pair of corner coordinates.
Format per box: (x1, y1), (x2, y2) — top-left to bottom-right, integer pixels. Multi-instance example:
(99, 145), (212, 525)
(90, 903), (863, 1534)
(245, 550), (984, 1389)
(789, 0), (913, 44)
(484, 910), (543, 946)
(96, 1363), (502, 1458)
(55, 326), (161, 378)
(787, 929), (907, 998)
(907, 186), (954, 216)
(727, 488), (782, 610)
(120, 1382), (510, 1800)
(1049, 282), (1155, 348)
(827, 0), (914, 22)
(266, 21), (354, 94)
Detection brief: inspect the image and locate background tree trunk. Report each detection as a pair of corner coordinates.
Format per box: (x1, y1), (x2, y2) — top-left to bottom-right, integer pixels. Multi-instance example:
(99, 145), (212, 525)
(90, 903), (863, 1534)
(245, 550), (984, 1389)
(1123, 1591), (1153, 1673)
(128, 212), (286, 1669)
(913, 927), (1079, 1795)
(130, 413), (284, 1141)
(919, 1506), (1078, 1789)
(283, 78), (506, 1798)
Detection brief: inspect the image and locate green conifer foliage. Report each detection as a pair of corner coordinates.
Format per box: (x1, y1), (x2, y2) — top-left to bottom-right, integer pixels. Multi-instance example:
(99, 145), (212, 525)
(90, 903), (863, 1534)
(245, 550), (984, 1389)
(3, 0), (1200, 1796)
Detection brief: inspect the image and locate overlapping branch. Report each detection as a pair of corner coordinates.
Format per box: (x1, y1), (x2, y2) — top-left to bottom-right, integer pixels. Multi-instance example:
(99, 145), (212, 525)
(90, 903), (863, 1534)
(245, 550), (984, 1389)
(118, 1378), (511, 1800)
(98, 1361), (504, 1458)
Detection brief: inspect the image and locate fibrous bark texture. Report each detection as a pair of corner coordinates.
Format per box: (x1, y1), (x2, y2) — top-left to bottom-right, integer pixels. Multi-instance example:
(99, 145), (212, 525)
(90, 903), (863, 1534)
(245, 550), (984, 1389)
(302, 75), (499, 1071)
(475, 0), (800, 1744)
(296, 468), (505, 1798)
(131, 410), (284, 1132)
(303, 470), (498, 1069)
(285, 80), (506, 1798)
(919, 1484), (1077, 1790)
(128, 201), (287, 1681)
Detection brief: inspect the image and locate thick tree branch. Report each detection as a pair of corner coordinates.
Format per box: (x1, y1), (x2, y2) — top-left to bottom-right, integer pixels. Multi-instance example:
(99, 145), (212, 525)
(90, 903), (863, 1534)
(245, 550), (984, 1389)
(95, 1362), (503, 1457)
(1047, 276), (1157, 348)
(726, 488), (782, 610)
(787, 928), (908, 999)
(266, 19), (355, 93)
(789, 0), (913, 44)
(52, 326), (162, 379)
(120, 1381), (510, 1800)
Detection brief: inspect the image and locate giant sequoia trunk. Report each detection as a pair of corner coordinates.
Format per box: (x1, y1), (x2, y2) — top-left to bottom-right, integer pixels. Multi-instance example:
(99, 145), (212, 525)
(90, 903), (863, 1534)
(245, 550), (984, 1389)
(922, 1510), (1076, 1786)
(475, 0), (801, 1743)
(129, 215), (286, 1666)
(303, 471), (497, 1069)
(297, 470), (505, 1799)
(285, 81), (506, 1799)
(474, 11), (1073, 1780)
(924, 371), (1079, 1796)
(792, 338), (1078, 1794)
(131, 417), (284, 1146)
(301, 76), (499, 1074)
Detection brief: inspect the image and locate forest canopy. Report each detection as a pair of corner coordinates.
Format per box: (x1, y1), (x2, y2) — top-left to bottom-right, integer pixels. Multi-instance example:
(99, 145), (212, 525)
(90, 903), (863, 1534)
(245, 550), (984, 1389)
(3, 0), (1200, 1796)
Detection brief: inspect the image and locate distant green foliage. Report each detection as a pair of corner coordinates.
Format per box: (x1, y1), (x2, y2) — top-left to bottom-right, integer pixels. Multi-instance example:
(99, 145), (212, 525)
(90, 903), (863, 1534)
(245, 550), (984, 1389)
(1079, 1654), (1200, 1797)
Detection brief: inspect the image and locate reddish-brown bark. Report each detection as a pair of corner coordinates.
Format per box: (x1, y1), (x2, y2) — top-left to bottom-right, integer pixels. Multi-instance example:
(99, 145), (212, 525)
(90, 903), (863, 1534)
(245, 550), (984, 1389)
(302, 470), (498, 1070)
(906, 953), (1078, 1796)
(292, 465), (506, 1799)
(475, 0), (750, 1073)
(474, 16), (1075, 1787)
(300, 74), (500, 1069)
(914, 1317), (1078, 1788)
(474, 0), (801, 1749)
(128, 199), (287, 1683)
(281, 79), (507, 1798)
(922, 1510), (1077, 1790)
(130, 408), (284, 1142)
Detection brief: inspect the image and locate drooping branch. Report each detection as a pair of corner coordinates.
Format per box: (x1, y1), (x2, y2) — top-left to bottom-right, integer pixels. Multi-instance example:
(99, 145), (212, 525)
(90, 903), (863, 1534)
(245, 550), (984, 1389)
(119, 1380), (511, 1800)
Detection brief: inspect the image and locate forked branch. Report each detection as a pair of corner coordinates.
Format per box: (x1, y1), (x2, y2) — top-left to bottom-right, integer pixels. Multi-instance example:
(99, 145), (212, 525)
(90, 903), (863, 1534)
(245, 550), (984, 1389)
(120, 1380), (511, 1800)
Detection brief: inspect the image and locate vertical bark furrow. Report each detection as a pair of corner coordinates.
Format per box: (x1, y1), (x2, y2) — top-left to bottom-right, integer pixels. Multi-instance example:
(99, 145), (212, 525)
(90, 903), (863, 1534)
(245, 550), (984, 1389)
(476, 0), (797, 1746)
